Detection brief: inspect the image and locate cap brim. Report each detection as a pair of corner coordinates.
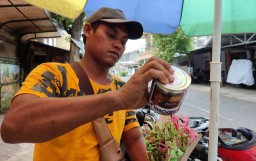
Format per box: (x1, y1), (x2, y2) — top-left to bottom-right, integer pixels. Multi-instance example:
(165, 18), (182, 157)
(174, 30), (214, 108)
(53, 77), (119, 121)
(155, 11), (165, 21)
(100, 19), (143, 40)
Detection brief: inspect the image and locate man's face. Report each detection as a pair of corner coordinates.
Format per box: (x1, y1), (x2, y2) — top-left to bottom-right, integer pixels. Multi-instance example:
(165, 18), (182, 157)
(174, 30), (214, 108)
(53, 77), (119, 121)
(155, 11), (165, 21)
(85, 22), (129, 68)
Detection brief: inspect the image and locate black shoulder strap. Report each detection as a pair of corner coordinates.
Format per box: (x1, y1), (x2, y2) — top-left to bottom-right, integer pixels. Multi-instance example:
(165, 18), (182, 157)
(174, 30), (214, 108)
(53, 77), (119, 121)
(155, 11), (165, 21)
(71, 62), (94, 95)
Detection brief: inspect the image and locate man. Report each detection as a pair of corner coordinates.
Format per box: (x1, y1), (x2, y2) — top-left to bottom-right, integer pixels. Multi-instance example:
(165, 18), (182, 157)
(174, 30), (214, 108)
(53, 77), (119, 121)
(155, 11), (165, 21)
(1, 7), (174, 161)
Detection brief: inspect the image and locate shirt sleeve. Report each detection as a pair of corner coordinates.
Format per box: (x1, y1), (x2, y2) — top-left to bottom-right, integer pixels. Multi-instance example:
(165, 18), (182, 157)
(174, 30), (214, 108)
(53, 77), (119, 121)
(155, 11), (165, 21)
(123, 110), (140, 132)
(13, 63), (62, 99)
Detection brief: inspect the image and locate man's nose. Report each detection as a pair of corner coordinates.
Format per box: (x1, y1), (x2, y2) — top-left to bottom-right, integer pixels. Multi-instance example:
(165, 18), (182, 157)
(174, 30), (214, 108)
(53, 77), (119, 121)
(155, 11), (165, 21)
(113, 41), (122, 51)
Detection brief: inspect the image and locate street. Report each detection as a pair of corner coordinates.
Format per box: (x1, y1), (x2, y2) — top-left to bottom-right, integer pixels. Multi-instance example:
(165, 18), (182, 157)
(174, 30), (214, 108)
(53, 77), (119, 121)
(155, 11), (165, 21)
(0, 83), (255, 160)
(177, 84), (256, 132)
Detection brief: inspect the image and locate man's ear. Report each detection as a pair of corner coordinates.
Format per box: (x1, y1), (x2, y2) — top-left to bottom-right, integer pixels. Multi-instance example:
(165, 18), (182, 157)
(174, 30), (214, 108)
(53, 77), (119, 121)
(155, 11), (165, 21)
(83, 24), (92, 38)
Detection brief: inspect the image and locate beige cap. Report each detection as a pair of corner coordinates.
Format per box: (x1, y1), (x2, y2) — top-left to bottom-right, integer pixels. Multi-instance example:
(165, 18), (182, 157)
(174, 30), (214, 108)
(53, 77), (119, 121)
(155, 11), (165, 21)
(86, 7), (143, 39)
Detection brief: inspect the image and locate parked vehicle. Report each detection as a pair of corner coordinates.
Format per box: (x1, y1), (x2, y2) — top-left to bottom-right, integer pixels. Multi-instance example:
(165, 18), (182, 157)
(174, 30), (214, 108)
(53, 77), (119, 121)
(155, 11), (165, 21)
(136, 111), (256, 161)
(188, 117), (256, 161)
(191, 68), (210, 84)
(239, 59), (256, 89)
(136, 104), (160, 129)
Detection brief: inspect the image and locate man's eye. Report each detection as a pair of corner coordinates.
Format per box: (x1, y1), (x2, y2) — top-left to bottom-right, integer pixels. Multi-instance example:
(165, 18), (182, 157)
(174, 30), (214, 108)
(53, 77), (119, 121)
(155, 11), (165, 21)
(121, 41), (127, 46)
(107, 32), (115, 38)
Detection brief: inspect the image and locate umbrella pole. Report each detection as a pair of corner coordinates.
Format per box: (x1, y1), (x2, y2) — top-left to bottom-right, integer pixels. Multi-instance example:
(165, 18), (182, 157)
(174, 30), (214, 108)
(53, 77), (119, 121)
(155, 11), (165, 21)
(208, 0), (222, 161)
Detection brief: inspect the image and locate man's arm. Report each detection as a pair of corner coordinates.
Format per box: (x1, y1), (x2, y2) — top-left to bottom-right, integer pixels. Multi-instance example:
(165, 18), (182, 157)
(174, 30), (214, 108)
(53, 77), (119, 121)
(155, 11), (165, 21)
(123, 127), (149, 161)
(1, 56), (174, 144)
(1, 91), (122, 143)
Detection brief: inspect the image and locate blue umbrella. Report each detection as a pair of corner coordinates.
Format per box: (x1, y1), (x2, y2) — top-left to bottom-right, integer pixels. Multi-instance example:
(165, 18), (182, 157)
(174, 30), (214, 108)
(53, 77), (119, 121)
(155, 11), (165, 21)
(85, 0), (183, 35)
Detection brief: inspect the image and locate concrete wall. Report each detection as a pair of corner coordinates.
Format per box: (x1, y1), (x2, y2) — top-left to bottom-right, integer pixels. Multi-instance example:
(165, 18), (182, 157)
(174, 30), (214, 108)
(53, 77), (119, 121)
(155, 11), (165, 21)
(0, 30), (19, 61)
(0, 41), (17, 60)
(55, 31), (70, 51)
(120, 50), (140, 62)
(192, 52), (210, 71)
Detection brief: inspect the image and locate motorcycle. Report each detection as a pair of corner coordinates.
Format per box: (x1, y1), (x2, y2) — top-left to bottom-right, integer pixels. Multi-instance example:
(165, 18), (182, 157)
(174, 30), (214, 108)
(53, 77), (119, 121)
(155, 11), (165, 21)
(191, 68), (210, 84)
(135, 104), (160, 130)
(187, 117), (256, 161)
(136, 109), (256, 161)
(239, 59), (256, 89)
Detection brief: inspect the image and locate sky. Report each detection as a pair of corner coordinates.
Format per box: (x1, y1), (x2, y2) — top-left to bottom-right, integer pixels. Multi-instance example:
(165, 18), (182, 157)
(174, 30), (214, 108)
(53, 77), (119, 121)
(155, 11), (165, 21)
(124, 38), (146, 53)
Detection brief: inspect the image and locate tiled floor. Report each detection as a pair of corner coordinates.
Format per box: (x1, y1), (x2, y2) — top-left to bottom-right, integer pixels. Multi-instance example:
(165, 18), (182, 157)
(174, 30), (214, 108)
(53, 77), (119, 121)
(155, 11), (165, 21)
(0, 114), (34, 161)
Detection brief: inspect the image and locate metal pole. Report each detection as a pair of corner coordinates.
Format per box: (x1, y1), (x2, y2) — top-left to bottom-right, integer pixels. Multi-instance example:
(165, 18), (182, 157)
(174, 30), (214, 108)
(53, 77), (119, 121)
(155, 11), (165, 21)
(208, 0), (222, 161)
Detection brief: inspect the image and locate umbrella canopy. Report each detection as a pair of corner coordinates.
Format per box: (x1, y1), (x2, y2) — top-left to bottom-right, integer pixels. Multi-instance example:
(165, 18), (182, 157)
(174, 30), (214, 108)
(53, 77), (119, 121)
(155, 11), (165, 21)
(24, 0), (256, 36)
(84, 0), (256, 36)
(24, 0), (87, 19)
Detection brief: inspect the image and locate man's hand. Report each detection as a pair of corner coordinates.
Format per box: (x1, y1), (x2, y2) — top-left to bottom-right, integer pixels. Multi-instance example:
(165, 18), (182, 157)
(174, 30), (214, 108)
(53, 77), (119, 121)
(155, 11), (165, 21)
(117, 56), (174, 109)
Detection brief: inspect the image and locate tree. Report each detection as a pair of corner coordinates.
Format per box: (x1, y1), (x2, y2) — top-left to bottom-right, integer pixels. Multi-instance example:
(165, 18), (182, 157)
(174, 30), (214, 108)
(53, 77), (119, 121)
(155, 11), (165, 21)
(153, 28), (194, 63)
(51, 12), (86, 63)
(68, 12), (86, 62)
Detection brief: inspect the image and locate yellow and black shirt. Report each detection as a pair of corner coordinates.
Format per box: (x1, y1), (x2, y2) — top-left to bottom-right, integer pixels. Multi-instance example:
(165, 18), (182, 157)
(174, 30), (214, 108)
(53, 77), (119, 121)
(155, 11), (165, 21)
(14, 62), (139, 161)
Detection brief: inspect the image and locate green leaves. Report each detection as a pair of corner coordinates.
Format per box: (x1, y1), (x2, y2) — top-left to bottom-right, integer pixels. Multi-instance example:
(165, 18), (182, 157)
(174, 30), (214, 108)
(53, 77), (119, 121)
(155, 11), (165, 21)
(153, 28), (194, 63)
(143, 115), (198, 161)
(51, 13), (74, 34)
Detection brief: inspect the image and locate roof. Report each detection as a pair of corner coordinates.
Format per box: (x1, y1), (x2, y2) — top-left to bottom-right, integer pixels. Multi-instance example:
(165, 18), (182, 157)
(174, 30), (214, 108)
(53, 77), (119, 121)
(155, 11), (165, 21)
(199, 34), (256, 49)
(0, 0), (61, 41)
(192, 33), (256, 54)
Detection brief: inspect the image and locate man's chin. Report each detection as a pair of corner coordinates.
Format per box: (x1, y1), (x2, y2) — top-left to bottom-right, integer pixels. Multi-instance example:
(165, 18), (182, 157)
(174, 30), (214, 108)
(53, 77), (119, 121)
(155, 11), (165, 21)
(101, 61), (117, 69)
(107, 59), (119, 67)
(98, 57), (119, 69)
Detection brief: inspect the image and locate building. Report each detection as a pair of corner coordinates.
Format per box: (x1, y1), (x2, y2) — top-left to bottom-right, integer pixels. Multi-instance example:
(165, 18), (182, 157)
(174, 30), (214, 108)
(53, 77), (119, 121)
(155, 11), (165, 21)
(0, 0), (72, 112)
(180, 34), (256, 84)
(112, 50), (141, 76)
(136, 33), (256, 86)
